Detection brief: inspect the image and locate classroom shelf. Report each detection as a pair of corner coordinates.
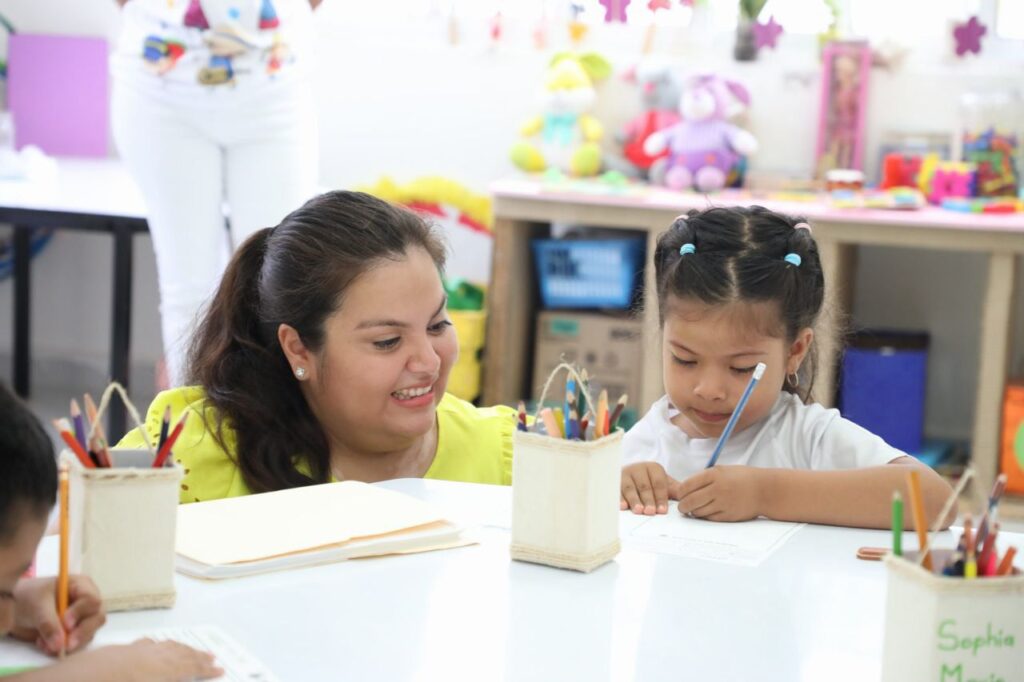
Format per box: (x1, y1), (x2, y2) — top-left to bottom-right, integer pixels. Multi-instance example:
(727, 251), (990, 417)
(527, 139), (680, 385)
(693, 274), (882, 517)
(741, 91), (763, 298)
(484, 177), (1024, 493)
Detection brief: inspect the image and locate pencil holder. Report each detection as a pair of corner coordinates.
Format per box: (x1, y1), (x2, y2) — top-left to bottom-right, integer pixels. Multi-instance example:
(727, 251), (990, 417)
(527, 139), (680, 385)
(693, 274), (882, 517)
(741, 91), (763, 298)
(881, 550), (1024, 681)
(510, 363), (622, 572)
(60, 448), (181, 611)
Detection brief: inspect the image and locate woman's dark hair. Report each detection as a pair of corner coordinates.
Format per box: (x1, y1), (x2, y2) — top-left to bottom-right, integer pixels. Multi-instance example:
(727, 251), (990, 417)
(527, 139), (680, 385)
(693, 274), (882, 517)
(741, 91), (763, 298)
(187, 190), (447, 493)
(653, 205), (825, 401)
(0, 382), (57, 543)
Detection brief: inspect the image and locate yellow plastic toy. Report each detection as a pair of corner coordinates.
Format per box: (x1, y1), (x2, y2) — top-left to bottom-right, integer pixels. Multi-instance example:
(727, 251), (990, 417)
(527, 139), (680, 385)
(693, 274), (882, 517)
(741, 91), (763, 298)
(510, 52), (612, 178)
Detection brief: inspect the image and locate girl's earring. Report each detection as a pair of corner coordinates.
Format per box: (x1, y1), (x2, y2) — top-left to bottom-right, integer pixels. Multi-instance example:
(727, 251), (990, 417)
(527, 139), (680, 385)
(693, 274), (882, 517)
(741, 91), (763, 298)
(787, 371), (800, 388)
(295, 367), (307, 380)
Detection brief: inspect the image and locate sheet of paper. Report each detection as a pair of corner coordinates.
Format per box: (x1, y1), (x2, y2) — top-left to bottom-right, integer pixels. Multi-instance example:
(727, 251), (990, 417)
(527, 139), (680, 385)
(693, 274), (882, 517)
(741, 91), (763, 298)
(621, 512), (805, 567)
(94, 625), (277, 682)
(177, 480), (449, 565)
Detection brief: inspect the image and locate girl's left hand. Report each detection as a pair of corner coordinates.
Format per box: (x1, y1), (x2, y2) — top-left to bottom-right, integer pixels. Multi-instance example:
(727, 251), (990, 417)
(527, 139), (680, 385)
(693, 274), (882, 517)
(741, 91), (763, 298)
(10, 575), (106, 655)
(673, 466), (764, 522)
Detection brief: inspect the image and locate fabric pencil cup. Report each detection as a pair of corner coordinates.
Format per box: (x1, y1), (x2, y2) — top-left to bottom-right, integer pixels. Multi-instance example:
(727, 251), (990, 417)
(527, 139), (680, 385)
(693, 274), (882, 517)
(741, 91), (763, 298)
(510, 363), (622, 573)
(881, 550), (1024, 681)
(59, 384), (182, 611)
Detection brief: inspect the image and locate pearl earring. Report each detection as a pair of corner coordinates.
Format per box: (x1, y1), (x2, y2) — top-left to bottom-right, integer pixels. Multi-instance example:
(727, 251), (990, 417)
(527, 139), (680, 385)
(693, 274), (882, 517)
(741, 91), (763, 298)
(294, 367), (307, 380)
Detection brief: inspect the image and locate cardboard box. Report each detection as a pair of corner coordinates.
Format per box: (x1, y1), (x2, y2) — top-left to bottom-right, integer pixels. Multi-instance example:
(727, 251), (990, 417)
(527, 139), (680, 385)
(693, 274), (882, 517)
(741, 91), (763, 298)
(532, 311), (642, 411)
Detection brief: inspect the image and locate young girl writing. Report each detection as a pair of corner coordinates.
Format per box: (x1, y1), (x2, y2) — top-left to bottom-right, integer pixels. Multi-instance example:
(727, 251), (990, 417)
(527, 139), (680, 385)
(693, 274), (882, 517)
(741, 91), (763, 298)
(0, 382), (221, 681)
(621, 206), (955, 529)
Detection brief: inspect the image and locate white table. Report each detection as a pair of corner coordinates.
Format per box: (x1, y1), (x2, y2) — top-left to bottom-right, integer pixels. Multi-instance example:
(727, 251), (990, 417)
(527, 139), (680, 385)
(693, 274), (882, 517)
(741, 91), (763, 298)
(0, 158), (148, 438)
(2, 479), (1016, 681)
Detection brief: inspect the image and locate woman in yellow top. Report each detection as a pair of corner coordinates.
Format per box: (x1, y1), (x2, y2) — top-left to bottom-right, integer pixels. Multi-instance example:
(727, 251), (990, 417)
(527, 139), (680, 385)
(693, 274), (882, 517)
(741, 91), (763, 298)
(119, 190), (515, 503)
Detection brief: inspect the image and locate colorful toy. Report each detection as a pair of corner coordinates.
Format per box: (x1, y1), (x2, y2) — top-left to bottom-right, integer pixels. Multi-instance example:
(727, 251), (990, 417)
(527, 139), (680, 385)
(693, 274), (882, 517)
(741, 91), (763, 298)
(510, 52), (612, 178)
(604, 59), (681, 181)
(963, 127), (1019, 197)
(643, 73), (758, 192)
(880, 153), (924, 190)
(816, 41), (870, 175)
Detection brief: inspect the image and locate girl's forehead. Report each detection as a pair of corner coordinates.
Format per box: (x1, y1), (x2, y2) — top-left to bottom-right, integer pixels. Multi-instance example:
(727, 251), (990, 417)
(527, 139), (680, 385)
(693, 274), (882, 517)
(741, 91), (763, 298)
(665, 297), (785, 345)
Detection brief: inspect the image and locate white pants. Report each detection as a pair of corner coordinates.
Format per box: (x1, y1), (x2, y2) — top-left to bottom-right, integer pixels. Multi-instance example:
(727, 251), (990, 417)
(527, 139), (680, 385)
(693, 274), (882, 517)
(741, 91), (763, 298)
(112, 79), (319, 386)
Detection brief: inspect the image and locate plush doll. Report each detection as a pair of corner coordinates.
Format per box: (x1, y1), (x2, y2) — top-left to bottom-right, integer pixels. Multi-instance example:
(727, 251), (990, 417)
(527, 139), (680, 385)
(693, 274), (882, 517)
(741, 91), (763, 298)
(644, 74), (758, 192)
(605, 59), (682, 182)
(510, 52), (612, 177)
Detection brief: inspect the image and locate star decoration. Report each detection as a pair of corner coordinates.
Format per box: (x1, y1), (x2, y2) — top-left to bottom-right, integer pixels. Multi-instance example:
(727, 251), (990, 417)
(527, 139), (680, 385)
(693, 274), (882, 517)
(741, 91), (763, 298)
(648, 0), (671, 11)
(953, 15), (986, 57)
(753, 16), (783, 50)
(599, 0), (631, 23)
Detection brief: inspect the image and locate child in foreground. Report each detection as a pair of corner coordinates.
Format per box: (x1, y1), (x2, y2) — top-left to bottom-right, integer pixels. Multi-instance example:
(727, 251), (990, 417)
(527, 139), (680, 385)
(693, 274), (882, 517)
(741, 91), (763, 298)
(0, 383), (221, 681)
(621, 206), (955, 529)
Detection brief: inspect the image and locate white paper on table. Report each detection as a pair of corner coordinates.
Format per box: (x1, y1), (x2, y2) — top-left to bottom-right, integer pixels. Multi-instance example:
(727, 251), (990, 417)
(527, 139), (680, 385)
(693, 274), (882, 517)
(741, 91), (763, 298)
(93, 624), (278, 682)
(621, 512), (805, 567)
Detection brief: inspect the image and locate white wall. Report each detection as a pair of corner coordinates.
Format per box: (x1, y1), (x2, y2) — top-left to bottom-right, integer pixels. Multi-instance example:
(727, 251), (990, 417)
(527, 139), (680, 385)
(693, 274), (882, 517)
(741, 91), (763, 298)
(1, 0), (1022, 440)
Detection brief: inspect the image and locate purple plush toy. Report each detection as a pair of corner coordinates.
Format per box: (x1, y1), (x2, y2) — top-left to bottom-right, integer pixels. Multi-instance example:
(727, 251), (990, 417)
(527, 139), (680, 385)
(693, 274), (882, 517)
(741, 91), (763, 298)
(643, 74), (758, 192)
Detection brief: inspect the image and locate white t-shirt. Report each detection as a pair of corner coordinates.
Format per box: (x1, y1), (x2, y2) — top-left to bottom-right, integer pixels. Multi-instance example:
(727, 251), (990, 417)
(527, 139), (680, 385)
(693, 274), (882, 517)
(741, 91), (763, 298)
(623, 392), (905, 480)
(113, 0), (313, 93)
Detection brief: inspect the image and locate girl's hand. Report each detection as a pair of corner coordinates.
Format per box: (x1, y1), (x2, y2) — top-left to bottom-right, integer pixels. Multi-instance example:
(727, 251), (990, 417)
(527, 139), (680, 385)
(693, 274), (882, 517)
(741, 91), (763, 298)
(70, 639), (223, 682)
(10, 575), (106, 654)
(621, 462), (678, 515)
(674, 466), (764, 522)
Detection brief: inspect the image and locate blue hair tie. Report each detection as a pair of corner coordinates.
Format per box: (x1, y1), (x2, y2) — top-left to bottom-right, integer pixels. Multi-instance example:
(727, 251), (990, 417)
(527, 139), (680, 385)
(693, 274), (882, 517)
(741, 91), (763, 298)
(784, 253), (802, 267)
(680, 243), (696, 256)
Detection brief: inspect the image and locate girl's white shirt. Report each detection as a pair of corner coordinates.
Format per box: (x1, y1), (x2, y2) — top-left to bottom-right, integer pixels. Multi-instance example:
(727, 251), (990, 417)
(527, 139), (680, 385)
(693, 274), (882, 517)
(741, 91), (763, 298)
(623, 392), (904, 480)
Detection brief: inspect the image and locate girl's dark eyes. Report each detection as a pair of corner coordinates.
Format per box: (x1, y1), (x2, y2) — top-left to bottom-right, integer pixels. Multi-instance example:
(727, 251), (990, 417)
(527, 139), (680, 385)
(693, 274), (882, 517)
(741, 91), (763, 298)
(372, 320), (452, 351)
(671, 356), (757, 374)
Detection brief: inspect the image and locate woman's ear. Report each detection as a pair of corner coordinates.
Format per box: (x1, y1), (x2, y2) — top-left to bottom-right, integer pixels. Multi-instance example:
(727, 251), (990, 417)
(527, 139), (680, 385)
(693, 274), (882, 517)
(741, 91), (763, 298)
(786, 327), (815, 374)
(278, 323), (313, 380)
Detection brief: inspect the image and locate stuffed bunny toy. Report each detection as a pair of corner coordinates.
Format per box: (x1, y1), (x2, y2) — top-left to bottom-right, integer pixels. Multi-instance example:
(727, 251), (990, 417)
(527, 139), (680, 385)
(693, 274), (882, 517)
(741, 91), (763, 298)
(510, 52), (612, 177)
(605, 59), (682, 182)
(644, 74), (758, 192)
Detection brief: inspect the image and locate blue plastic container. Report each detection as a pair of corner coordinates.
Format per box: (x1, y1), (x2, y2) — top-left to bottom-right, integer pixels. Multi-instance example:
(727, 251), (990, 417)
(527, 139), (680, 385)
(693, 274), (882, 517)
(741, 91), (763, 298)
(840, 330), (929, 454)
(532, 238), (645, 309)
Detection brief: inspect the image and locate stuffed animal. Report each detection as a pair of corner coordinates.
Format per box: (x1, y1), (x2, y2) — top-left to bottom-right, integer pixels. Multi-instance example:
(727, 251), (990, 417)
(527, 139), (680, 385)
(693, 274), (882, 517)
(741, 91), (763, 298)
(510, 52), (612, 177)
(604, 59), (682, 182)
(644, 74), (758, 192)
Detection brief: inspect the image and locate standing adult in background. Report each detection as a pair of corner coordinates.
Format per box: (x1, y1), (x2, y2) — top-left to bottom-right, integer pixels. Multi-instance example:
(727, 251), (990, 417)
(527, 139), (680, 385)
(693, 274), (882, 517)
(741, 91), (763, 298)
(111, 0), (321, 387)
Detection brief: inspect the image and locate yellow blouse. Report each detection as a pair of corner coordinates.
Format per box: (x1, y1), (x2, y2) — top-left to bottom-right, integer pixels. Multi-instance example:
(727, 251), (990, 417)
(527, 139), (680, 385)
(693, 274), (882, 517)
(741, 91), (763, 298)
(116, 387), (515, 504)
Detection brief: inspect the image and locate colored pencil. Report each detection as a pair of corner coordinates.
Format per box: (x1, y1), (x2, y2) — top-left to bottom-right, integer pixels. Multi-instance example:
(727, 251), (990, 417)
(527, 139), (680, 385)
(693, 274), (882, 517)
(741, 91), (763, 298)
(964, 514), (976, 579)
(57, 463), (69, 658)
(69, 399), (87, 452)
(53, 419), (95, 469)
(891, 491), (903, 556)
(553, 408), (566, 438)
(997, 546), (1017, 576)
(539, 408), (561, 439)
(151, 412), (188, 468)
(608, 394), (628, 433)
(595, 389), (608, 439)
(706, 363), (766, 468)
(906, 469), (932, 571)
(158, 404), (172, 450)
(82, 394), (112, 468)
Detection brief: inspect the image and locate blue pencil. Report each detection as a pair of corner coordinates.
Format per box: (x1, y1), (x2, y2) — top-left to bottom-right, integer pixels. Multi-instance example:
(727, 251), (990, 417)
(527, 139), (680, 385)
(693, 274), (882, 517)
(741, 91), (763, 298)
(565, 377), (576, 440)
(706, 363), (767, 468)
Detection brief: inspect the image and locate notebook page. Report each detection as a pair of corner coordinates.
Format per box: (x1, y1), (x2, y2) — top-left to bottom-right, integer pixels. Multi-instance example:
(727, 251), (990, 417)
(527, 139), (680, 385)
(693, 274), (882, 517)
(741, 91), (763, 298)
(94, 625), (278, 682)
(622, 513), (805, 566)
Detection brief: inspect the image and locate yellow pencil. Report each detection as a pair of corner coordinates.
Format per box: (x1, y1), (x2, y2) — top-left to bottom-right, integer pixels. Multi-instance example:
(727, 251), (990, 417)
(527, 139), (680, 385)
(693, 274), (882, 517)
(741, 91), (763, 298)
(57, 463), (70, 658)
(906, 469), (932, 571)
(595, 389), (608, 439)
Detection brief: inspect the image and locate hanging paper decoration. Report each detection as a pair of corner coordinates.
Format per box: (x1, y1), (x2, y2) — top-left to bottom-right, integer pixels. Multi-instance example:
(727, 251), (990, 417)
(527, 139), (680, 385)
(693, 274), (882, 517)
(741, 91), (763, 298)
(568, 2), (588, 43)
(533, 18), (548, 49)
(647, 0), (671, 10)
(490, 12), (503, 43)
(599, 0), (631, 23)
(953, 15), (986, 57)
(753, 16), (783, 50)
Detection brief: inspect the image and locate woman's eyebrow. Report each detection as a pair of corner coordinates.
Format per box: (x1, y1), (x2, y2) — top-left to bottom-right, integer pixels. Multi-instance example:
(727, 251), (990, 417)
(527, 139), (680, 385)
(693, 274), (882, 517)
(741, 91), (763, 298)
(355, 295), (448, 330)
